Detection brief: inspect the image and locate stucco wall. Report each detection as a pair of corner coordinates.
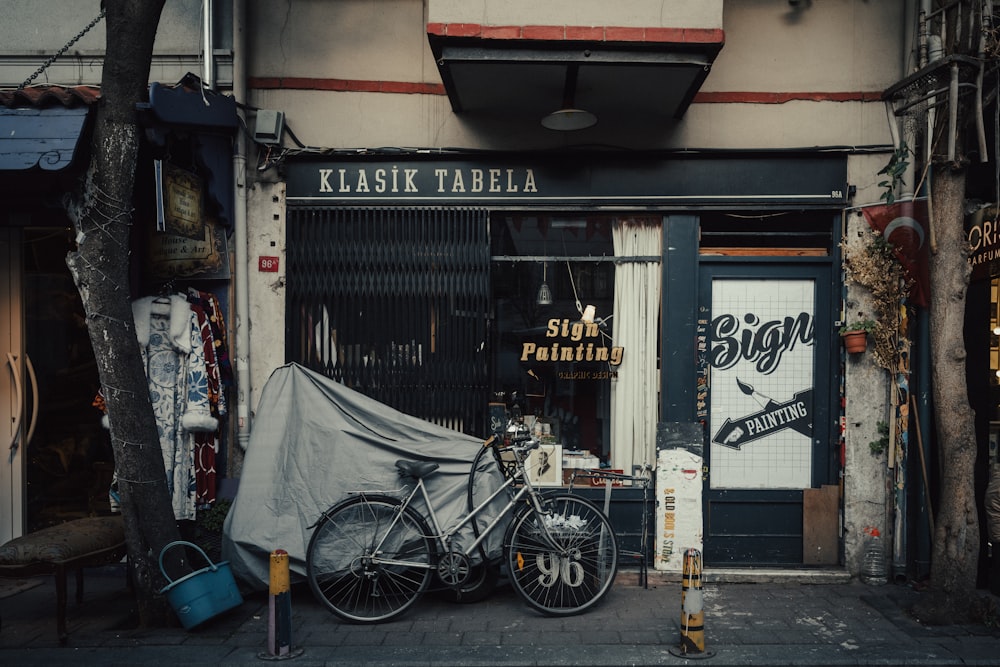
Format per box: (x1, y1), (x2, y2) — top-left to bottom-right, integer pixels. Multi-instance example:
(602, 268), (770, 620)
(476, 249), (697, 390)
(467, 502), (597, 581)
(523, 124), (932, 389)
(840, 207), (894, 577)
(243, 0), (903, 152)
(248, 0), (433, 83)
(246, 179), (287, 422)
(708, 0), (904, 92)
(0, 0), (205, 87)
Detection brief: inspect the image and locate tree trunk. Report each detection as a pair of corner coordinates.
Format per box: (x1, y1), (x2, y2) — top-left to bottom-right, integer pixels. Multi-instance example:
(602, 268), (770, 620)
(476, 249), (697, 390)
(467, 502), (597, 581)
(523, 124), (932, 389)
(919, 165), (980, 623)
(64, 0), (180, 627)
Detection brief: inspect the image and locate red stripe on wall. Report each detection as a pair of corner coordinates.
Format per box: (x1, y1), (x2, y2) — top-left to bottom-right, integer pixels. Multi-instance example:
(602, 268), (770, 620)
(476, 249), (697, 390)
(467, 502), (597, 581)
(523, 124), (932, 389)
(425, 22), (725, 45)
(692, 91), (884, 103)
(249, 77), (881, 105)
(250, 77), (447, 95)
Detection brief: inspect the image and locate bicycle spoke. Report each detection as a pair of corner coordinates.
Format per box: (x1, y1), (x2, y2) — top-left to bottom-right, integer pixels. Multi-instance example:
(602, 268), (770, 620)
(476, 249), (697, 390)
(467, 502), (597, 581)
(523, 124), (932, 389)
(507, 495), (617, 616)
(307, 495), (433, 623)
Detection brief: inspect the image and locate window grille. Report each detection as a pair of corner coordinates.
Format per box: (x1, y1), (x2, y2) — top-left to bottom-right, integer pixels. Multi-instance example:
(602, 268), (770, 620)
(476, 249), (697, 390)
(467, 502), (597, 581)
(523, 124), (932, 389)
(286, 207), (490, 435)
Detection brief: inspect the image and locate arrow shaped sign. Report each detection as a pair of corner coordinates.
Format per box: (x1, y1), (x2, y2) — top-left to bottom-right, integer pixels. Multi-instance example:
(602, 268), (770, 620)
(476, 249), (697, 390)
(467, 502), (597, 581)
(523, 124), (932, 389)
(712, 387), (813, 450)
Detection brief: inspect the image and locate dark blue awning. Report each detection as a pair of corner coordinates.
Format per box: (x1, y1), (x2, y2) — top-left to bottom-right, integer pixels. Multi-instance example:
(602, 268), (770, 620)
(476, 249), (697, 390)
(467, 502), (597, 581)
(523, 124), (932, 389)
(0, 106), (89, 171)
(148, 76), (237, 129)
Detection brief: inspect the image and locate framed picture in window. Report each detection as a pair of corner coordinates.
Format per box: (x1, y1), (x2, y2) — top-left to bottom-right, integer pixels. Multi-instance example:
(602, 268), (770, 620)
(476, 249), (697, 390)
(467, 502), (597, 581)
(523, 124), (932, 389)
(527, 443), (562, 487)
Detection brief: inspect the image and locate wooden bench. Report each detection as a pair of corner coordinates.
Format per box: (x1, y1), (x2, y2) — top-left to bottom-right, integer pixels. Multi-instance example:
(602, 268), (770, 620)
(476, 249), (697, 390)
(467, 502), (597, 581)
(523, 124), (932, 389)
(0, 515), (127, 644)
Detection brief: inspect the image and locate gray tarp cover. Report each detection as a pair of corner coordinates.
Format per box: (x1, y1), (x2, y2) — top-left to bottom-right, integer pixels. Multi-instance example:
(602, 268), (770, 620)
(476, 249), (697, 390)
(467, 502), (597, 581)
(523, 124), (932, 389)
(222, 363), (506, 590)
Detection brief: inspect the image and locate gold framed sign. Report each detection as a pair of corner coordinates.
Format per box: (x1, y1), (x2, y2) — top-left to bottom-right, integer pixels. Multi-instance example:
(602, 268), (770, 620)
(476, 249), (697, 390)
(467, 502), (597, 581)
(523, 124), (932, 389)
(148, 161), (230, 280)
(146, 217), (230, 281)
(156, 161), (204, 240)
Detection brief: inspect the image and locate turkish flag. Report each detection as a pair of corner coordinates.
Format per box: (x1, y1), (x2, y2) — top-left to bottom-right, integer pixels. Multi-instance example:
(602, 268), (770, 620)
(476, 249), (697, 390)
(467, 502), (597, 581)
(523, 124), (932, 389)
(861, 199), (930, 307)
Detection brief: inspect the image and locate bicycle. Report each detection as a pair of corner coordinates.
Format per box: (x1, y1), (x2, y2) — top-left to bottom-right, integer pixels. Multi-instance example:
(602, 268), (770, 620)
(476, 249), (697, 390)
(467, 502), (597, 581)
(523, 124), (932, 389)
(305, 410), (619, 623)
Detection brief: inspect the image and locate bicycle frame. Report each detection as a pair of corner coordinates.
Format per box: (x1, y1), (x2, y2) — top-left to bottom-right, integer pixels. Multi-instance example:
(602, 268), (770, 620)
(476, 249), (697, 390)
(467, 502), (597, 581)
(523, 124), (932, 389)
(364, 439), (555, 570)
(305, 429), (620, 622)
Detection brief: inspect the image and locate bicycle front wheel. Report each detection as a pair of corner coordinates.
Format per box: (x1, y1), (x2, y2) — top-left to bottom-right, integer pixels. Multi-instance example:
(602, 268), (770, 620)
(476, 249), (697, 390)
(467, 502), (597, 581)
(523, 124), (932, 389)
(506, 494), (618, 616)
(306, 494), (434, 623)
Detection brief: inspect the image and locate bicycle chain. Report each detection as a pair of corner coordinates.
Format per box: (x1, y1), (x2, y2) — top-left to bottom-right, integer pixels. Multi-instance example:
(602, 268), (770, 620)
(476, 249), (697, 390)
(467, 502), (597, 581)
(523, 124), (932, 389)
(17, 9), (106, 91)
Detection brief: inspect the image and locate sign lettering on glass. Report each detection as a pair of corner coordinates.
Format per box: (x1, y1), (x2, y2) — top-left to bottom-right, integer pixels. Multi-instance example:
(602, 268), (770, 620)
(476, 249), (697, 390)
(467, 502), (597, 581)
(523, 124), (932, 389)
(519, 318), (624, 367)
(708, 280), (816, 490)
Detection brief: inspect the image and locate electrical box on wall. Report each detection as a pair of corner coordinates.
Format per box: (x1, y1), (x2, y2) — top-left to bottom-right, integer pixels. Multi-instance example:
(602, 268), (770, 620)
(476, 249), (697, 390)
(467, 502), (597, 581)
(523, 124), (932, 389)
(254, 110), (285, 145)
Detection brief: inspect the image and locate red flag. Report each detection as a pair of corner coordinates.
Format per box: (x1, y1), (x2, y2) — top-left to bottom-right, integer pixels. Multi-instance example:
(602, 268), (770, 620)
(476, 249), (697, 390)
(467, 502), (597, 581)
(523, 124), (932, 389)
(861, 200), (930, 307)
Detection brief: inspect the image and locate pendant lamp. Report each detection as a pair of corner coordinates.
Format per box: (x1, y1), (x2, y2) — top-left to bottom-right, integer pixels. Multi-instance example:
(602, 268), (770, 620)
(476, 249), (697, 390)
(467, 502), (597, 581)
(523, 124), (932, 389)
(536, 263), (553, 305)
(541, 64), (597, 131)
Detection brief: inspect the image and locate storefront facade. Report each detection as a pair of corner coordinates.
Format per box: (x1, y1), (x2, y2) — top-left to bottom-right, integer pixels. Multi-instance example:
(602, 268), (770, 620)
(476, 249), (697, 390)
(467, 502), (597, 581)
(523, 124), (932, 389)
(280, 152), (846, 567)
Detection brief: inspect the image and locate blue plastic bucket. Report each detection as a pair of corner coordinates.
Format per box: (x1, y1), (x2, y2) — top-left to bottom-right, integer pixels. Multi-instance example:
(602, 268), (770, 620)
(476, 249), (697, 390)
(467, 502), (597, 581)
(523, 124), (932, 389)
(158, 541), (243, 630)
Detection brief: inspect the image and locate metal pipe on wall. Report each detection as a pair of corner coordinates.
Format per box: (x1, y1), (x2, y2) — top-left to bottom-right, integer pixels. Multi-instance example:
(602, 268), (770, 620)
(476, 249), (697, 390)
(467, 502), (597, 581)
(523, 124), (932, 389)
(232, 0), (251, 450)
(202, 0), (214, 88)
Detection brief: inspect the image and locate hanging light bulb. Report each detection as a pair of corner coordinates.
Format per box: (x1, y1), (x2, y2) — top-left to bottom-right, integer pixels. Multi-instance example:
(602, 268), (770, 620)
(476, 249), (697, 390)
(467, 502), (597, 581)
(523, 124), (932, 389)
(541, 65), (597, 131)
(536, 262), (553, 305)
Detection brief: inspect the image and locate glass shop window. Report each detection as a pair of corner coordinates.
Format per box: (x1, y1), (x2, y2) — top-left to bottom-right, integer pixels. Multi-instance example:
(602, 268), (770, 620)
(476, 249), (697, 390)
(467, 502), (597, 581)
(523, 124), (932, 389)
(490, 214), (661, 483)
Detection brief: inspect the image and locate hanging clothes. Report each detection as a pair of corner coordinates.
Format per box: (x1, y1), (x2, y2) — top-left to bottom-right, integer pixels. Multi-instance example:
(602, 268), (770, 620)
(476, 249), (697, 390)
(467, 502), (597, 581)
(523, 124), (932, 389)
(187, 291), (227, 507)
(132, 294), (218, 521)
(188, 288), (233, 389)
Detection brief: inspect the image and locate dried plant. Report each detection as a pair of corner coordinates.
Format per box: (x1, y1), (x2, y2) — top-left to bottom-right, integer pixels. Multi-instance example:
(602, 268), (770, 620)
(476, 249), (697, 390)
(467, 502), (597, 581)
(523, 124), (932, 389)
(841, 227), (912, 370)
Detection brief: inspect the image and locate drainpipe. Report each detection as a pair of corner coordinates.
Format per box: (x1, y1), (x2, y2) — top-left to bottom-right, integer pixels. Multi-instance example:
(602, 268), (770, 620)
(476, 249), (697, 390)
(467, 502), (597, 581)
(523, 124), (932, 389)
(203, 0), (214, 88)
(232, 0), (251, 451)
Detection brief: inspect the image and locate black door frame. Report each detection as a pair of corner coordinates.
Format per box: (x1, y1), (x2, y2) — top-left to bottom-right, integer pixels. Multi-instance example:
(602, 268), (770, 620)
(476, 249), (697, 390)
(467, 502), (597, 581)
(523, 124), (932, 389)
(697, 259), (838, 564)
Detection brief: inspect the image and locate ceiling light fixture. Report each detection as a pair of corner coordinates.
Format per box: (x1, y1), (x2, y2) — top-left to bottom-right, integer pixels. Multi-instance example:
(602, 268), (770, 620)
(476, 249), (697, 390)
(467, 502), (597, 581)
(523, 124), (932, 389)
(536, 263), (553, 305)
(541, 64), (597, 131)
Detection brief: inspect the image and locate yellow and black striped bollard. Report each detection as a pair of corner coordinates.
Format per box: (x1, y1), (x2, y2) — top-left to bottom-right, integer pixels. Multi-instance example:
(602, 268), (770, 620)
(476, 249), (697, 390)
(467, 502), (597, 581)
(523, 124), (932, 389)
(669, 547), (715, 659)
(258, 549), (304, 660)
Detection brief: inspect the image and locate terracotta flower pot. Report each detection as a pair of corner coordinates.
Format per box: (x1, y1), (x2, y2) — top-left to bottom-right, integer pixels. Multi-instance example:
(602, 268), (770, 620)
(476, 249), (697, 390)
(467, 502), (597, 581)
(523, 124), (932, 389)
(842, 330), (867, 353)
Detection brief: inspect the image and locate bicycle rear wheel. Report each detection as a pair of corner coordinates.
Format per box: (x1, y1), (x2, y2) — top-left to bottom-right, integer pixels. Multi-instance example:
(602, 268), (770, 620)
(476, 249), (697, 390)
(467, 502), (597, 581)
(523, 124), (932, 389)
(505, 494), (618, 616)
(306, 494), (434, 623)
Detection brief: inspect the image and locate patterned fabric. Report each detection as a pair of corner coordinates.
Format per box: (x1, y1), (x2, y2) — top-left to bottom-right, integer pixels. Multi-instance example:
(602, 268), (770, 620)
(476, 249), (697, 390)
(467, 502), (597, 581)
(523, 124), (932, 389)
(190, 302), (226, 419)
(195, 432), (218, 506)
(96, 293), (231, 518)
(188, 294), (227, 507)
(0, 516), (124, 564)
(188, 288), (233, 388)
(134, 295), (218, 521)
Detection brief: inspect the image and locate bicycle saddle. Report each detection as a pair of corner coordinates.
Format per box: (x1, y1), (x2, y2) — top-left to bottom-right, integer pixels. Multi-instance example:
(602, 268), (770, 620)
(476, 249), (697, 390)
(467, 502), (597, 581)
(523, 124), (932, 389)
(394, 459), (440, 479)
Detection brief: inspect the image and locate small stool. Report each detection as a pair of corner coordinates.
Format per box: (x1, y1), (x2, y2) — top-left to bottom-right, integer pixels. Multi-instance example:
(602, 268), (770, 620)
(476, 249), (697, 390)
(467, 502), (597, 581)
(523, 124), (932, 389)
(0, 515), (127, 644)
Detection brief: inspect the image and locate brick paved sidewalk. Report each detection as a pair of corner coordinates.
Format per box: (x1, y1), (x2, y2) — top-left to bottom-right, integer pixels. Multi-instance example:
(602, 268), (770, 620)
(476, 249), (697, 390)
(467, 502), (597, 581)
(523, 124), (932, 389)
(2, 564), (1000, 666)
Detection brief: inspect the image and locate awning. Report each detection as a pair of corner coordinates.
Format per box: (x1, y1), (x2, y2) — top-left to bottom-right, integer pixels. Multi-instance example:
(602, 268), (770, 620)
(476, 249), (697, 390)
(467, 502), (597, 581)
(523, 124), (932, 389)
(0, 106), (89, 172)
(427, 24), (724, 128)
(147, 73), (237, 129)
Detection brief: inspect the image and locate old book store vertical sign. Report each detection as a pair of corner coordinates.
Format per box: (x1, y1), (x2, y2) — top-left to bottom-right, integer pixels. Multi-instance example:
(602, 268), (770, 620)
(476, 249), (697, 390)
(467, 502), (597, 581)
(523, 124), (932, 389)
(149, 160), (230, 280)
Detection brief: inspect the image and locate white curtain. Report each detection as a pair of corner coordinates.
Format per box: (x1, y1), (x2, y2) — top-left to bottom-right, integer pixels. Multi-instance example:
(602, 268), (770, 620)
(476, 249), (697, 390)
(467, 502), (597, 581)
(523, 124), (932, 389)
(610, 220), (662, 470)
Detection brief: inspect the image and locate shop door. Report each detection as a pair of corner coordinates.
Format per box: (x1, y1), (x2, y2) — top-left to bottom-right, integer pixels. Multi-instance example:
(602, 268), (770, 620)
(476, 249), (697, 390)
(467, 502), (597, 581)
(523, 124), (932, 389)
(1, 228), (25, 542)
(0, 226), (109, 540)
(699, 262), (835, 564)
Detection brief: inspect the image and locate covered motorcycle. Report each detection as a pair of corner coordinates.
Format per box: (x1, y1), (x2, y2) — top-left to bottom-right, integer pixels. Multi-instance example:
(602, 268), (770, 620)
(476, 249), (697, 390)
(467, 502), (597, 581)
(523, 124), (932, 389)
(222, 363), (507, 591)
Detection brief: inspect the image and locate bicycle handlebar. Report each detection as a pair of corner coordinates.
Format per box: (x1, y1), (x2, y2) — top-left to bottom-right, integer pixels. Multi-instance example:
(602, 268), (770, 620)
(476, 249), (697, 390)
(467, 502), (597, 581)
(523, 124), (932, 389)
(483, 432), (539, 454)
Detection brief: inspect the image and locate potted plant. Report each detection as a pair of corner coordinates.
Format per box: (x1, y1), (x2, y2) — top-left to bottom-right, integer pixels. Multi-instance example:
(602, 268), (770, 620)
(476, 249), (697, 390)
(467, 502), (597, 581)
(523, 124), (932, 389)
(839, 317), (876, 353)
(840, 225), (912, 369)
